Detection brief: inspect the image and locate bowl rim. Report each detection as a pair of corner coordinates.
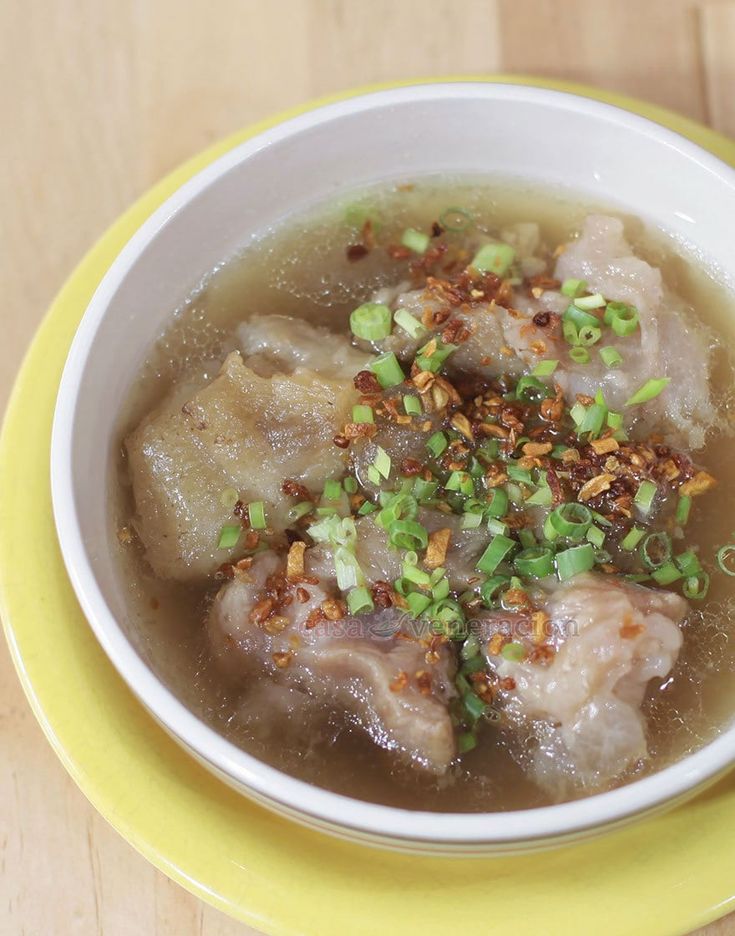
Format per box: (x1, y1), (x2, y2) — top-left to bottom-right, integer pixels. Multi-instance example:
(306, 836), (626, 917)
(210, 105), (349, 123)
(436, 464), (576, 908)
(51, 80), (735, 847)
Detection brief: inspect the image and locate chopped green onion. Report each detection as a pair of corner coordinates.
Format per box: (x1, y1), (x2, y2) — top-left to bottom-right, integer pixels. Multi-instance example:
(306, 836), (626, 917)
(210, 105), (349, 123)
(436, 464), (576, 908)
(578, 325), (602, 346)
(401, 227), (430, 254)
(487, 518), (509, 536)
(651, 561), (682, 585)
(461, 511), (484, 530)
(413, 477), (439, 500)
(403, 394), (422, 416)
(217, 524), (241, 550)
(531, 359), (559, 378)
(462, 691), (487, 722)
(716, 545), (735, 576)
(445, 471), (474, 496)
(486, 487), (509, 518)
(599, 346), (623, 369)
(471, 242), (516, 277)
(501, 642), (526, 662)
(376, 492), (417, 529)
(555, 543), (595, 581)
(621, 526), (646, 551)
(574, 293), (606, 311)
(507, 464), (533, 485)
(607, 411), (623, 431)
(518, 528), (537, 550)
(640, 532), (672, 569)
(344, 477), (358, 495)
(426, 431), (448, 458)
(526, 486), (553, 507)
(625, 377), (671, 407)
(683, 572), (709, 600)
(289, 501), (314, 522)
(549, 502), (592, 540)
(505, 482), (524, 506)
(432, 576), (450, 601)
(674, 550), (702, 578)
(323, 479), (342, 501)
(357, 500), (377, 516)
(248, 501), (266, 530)
(480, 575), (510, 607)
(569, 346), (590, 364)
(366, 465), (381, 486)
(604, 301), (639, 336)
(439, 207), (472, 232)
(347, 587), (374, 615)
(416, 338), (456, 374)
(350, 302), (392, 341)
(389, 519), (428, 551)
(515, 375), (552, 402)
(564, 303), (600, 330)
(370, 351), (405, 388)
(586, 525), (606, 549)
(476, 534), (516, 575)
(406, 591), (432, 616)
(373, 446), (391, 479)
(561, 278), (587, 298)
(634, 480), (657, 514)
(563, 320), (580, 346)
(514, 546), (554, 578)
(352, 404), (374, 424)
(461, 634), (481, 661)
(403, 562), (431, 588)
(220, 487), (239, 509)
(675, 495), (692, 526)
(393, 307), (425, 339)
(457, 732), (478, 754)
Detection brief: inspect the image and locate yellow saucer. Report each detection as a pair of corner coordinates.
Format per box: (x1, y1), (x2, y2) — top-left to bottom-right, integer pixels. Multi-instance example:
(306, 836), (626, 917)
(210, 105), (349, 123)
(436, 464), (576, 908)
(2, 77), (735, 936)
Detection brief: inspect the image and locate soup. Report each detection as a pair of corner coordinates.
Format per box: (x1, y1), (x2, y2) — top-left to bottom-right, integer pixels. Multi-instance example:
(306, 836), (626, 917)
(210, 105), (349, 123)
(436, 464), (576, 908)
(114, 180), (735, 812)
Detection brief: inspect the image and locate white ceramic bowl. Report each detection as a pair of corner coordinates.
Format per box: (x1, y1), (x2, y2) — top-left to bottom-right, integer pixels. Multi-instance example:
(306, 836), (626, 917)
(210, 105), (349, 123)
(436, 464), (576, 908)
(52, 82), (735, 855)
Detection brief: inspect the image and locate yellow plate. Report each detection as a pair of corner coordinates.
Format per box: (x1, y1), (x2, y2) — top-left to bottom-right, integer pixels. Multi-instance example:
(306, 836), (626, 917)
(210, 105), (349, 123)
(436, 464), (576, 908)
(2, 77), (735, 936)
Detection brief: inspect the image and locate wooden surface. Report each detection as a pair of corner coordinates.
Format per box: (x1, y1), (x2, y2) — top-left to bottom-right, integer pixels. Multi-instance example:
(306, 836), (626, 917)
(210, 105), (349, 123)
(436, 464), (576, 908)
(2, 1), (735, 933)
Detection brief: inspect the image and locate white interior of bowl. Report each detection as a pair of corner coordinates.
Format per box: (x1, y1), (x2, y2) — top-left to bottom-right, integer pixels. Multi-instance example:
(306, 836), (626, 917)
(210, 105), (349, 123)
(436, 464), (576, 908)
(51, 82), (735, 851)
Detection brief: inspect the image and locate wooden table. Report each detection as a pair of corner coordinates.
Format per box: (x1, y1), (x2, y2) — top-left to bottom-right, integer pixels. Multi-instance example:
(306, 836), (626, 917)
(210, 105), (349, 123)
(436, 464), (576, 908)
(2, 2), (735, 933)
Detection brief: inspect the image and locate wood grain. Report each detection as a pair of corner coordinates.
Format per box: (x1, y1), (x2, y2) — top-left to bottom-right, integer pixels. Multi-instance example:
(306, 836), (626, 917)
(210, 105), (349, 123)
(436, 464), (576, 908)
(1, 1), (734, 933)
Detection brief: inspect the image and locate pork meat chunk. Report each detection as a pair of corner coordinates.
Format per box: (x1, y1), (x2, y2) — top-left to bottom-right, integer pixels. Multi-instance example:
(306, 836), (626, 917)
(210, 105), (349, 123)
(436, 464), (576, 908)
(126, 351), (355, 581)
(237, 314), (373, 379)
(208, 552), (457, 772)
(487, 572), (686, 798)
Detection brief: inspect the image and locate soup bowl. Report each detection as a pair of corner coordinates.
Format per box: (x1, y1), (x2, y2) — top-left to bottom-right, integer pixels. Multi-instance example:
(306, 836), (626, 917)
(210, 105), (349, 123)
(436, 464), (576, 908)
(51, 82), (735, 855)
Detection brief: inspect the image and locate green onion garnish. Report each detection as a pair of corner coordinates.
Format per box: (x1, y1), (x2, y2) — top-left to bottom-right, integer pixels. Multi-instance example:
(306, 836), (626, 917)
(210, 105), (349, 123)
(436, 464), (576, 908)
(350, 302), (392, 341)
(366, 465), (381, 486)
(716, 545), (735, 576)
(604, 301), (639, 337)
(480, 575), (510, 607)
(322, 479), (342, 501)
(357, 500), (377, 515)
(476, 534), (516, 574)
(403, 394), (422, 416)
(574, 293), (606, 311)
(426, 431), (448, 458)
(470, 242), (516, 277)
(633, 480), (657, 514)
(373, 446), (391, 479)
(217, 524), (241, 550)
(549, 503), (592, 540)
(220, 487), (239, 509)
(564, 303), (599, 330)
(347, 586), (374, 615)
(578, 325), (602, 346)
(561, 278), (587, 298)
(625, 377), (671, 407)
(621, 526), (645, 551)
(555, 543), (595, 581)
(248, 501), (266, 530)
(683, 572), (709, 600)
(676, 495), (692, 526)
(486, 487), (509, 518)
(344, 477), (358, 495)
(406, 591), (432, 616)
(457, 732), (478, 754)
(526, 486), (553, 507)
(445, 471), (474, 496)
(563, 320), (580, 346)
(413, 477), (439, 501)
(389, 519), (428, 551)
(599, 346), (623, 369)
(531, 359), (559, 378)
(461, 511), (484, 530)
(515, 375), (552, 402)
(501, 642), (525, 662)
(514, 545), (554, 578)
(462, 691), (487, 721)
(569, 346), (590, 364)
(586, 525), (606, 549)
(651, 561), (682, 585)
(640, 532), (672, 569)
(416, 338), (456, 374)
(507, 464), (533, 485)
(401, 227), (430, 254)
(393, 307), (425, 339)
(674, 549), (702, 578)
(370, 351), (405, 388)
(289, 501), (313, 522)
(352, 404), (374, 424)
(439, 207), (472, 232)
